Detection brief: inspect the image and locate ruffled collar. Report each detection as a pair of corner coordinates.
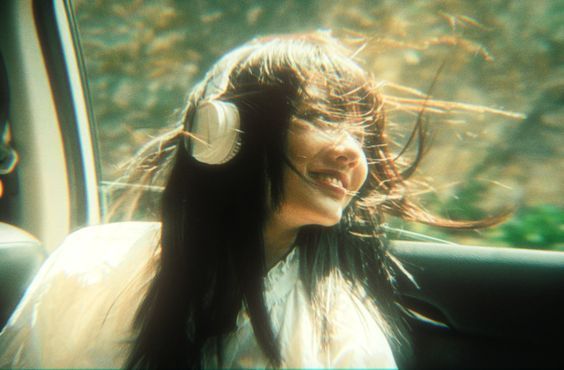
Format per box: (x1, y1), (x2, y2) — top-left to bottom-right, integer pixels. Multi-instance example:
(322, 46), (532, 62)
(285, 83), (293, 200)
(235, 247), (300, 327)
(263, 246), (299, 306)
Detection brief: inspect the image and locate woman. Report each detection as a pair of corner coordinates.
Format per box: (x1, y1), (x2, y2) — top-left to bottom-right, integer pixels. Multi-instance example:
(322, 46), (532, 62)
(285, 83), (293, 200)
(0, 32), (498, 369)
(128, 32), (404, 369)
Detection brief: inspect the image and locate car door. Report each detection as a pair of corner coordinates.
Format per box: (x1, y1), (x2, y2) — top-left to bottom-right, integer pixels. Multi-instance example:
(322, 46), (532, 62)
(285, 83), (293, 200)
(390, 240), (564, 368)
(0, 0), (100, 249)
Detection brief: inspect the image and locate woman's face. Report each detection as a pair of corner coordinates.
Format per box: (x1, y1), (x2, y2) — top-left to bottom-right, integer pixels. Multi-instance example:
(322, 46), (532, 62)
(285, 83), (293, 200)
(275, 118), (369, 228)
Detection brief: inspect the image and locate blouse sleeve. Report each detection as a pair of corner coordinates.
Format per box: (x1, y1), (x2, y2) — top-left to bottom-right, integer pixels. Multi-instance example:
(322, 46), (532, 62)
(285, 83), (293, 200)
(0, 222), (160, 369)
(327, 286), (398, 369)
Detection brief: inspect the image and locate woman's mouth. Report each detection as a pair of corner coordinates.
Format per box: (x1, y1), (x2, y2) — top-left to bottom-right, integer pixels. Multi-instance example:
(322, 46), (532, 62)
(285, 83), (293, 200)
(308, 171), (347, 198)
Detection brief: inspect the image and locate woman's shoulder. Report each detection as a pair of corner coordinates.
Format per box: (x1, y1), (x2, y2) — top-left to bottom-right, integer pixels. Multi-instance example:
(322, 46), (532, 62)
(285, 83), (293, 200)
(54, 221), (160, 268)
(57, 221), (161, 261)
(31, 221), (162, 291)
(13, 220), (161, 311)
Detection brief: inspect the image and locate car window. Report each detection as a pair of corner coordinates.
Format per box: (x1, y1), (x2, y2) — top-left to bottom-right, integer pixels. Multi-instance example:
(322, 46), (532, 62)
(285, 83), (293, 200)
(71, 1), (562, 251)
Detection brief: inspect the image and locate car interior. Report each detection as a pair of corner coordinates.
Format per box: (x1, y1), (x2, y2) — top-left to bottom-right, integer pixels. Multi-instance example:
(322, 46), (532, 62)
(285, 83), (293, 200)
(0, 0), (99, 332)
(0, 0), (562, 368)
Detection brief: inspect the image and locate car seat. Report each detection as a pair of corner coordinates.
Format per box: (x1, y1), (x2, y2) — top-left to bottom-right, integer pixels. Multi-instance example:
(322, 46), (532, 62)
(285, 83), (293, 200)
(0, 222), (45, 329)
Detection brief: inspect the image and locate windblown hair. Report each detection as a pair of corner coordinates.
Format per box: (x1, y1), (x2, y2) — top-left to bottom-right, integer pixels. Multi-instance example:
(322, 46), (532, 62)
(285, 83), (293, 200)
(124, 32), (502, 369)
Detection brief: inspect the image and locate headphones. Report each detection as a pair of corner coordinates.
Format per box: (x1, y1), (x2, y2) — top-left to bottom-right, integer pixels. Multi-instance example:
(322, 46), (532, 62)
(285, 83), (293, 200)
(183, 46), (258, 165)
(187, 100), (242, 165)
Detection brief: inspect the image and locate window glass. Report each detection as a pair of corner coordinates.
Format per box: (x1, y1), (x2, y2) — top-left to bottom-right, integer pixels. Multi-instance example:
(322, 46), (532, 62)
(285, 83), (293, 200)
(72, 0), (562, 251)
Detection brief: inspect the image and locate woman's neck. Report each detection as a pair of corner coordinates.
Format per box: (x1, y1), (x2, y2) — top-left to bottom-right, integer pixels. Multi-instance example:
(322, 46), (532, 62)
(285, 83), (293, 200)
(263, 214), (299, 270)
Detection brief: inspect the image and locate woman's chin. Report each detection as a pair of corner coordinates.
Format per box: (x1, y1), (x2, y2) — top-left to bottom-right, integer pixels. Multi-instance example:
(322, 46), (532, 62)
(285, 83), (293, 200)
(309, 207), (345, 227)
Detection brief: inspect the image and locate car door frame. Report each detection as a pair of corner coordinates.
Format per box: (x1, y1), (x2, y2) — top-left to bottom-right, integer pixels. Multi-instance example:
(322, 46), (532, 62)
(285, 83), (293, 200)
(0, 0), (100, 251)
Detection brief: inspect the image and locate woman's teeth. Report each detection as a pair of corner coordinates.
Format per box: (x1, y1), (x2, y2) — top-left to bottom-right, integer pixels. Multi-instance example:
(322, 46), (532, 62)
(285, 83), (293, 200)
(311, 173), (343, 188)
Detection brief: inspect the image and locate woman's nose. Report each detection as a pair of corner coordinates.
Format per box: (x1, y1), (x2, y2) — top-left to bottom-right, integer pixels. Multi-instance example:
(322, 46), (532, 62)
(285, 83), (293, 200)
(330, 133), (363, 168)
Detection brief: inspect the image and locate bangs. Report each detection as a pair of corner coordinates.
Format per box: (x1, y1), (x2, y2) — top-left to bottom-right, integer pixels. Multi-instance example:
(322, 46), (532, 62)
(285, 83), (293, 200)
(231, 32), (386, 153)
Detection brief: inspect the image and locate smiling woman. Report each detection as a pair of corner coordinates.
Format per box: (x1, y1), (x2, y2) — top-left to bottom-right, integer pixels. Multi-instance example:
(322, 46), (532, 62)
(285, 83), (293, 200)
(0, 31), (510, 369)
(126, 32), (409, 368)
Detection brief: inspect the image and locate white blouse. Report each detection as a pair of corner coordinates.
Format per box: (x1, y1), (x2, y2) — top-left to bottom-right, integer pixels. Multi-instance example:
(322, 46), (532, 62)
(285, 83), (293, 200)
(0, 222), (397, 369)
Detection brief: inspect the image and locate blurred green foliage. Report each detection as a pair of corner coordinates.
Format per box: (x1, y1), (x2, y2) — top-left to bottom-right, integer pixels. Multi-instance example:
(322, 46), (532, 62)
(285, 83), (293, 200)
(496, 205), (563, 250)
(392, 199), (563, 251)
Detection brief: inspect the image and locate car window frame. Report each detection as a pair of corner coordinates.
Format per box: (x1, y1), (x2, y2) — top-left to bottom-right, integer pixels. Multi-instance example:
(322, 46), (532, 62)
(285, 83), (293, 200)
(34, 0), (101, 229)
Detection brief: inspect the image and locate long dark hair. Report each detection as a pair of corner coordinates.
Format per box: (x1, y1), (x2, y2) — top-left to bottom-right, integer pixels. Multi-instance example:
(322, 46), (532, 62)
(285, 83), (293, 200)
(125, 32), (503, 369)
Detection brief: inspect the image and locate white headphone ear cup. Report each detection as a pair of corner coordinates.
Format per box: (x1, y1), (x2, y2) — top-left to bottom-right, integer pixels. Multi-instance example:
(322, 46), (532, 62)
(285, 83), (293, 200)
(188, 101), (241, 165)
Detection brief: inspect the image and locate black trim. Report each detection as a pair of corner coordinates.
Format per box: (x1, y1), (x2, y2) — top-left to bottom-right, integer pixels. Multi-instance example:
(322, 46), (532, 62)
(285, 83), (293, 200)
(0, 51), (9, 132)
(0, 48), (20, 225)
(0, 50), (16, 172)
(32, 0), (90, 229)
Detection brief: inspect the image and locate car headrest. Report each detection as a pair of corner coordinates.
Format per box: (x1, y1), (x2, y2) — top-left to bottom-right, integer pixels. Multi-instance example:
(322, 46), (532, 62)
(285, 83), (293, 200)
(0, 222), (45, 329)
